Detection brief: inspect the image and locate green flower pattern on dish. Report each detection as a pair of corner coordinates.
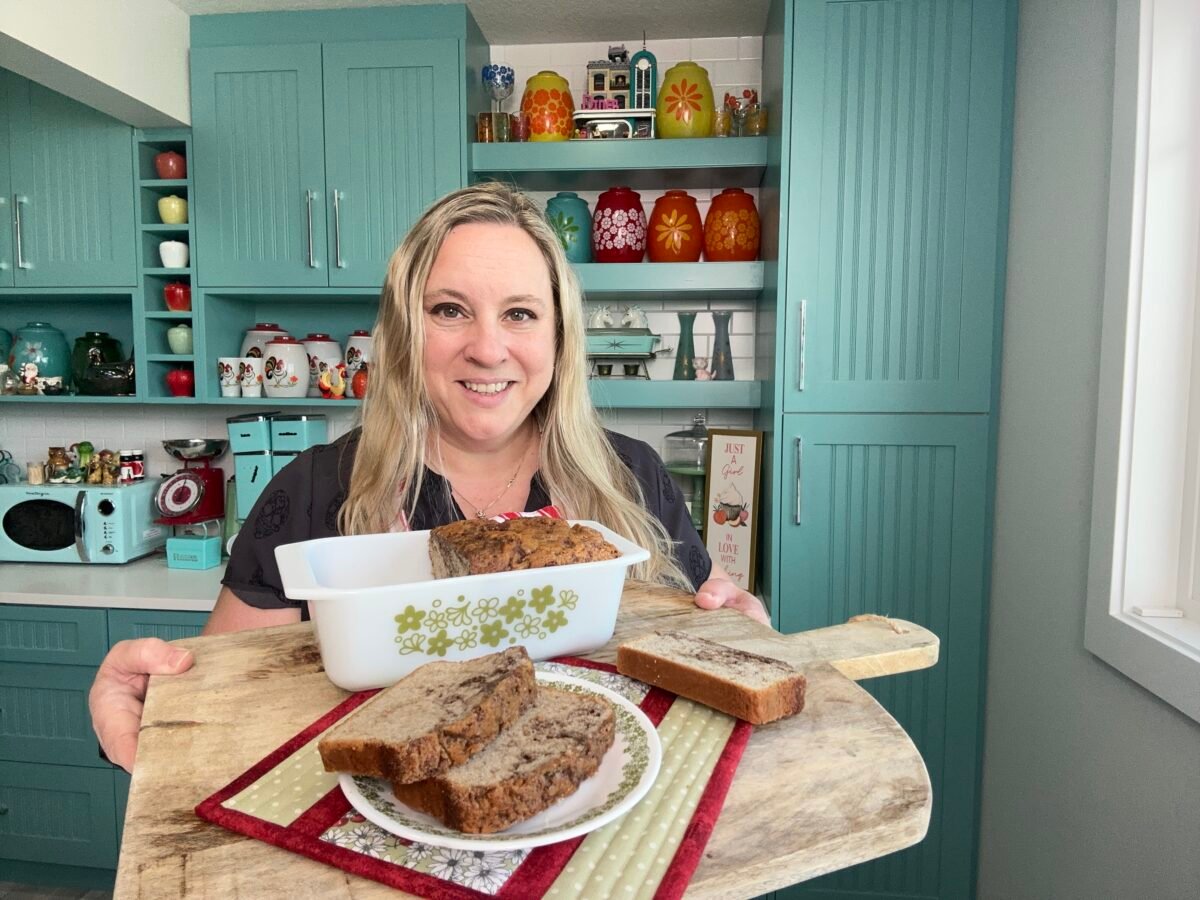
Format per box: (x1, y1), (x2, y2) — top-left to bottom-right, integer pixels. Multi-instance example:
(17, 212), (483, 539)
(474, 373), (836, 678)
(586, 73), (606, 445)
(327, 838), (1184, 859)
(394, 586), (592, 657)
(352, 681), (650, 843)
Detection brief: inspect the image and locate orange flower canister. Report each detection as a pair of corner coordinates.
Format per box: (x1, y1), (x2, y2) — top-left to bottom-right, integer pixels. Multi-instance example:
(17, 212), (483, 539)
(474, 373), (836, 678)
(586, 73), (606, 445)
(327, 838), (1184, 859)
(648, 191), (702, 262)
(703, 188), (761, 261)
(519, 70), (574, 142)
(656, 62), (715, 139)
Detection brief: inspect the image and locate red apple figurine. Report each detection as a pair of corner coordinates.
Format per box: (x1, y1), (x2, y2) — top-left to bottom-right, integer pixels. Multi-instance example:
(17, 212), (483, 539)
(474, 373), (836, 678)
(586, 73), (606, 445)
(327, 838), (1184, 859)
(351, 363), (368, 400)
(163, 281), (191, 311)
(154, 150), (186, 179)
(165, 367), (194, 397)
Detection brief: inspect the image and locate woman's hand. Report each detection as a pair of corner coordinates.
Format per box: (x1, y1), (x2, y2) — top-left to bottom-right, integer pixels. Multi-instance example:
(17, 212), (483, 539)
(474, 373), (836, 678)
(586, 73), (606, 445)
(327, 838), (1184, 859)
(693, 565), (771, 626)
(88, 638), (194, 773)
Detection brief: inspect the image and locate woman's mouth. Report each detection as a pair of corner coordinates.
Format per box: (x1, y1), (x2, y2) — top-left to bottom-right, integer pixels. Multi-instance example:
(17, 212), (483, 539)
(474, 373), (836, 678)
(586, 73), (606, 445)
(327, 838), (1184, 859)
(461, 380), (513, 395)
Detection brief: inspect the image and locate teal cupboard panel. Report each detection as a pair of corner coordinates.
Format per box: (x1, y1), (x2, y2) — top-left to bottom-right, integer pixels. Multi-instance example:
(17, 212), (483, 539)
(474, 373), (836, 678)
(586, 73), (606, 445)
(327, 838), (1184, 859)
(0, 70), (12, 286)
(192, 44), (329, 286)
(784, 0), (1011, 414)
(107, 609), (208, 644)
(777, 413), (988, 900)
(0, 605), (108, 666)
(0, 662), (105, 768)
(322, 39), (463, 287)
(6, 77), (136, 287)
(0, 760), (117, 869)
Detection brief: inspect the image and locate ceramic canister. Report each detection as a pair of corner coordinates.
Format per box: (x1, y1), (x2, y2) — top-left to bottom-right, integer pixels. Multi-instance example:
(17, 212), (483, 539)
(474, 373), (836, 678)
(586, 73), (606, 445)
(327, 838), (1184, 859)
(546, 192), (592, 263)
(154, 150), (186, 179)
(519, 70), (574, 142)
(11, 322), (70, 386)
(648, 190), (703, 263)
(158, 240), (189, 268)
(70, 331), (123, 388)
(345, 329), (372, 398)
(656, 62), (716, 139)
(263, 337), (308, 399)
(703, 188), (761, 262)
(157, 195), (188, 225)
(167, 323), (194, 355)
(303, 332), (343, 398)
(592, 187), (648, 263)
(239, 323), (289, 359)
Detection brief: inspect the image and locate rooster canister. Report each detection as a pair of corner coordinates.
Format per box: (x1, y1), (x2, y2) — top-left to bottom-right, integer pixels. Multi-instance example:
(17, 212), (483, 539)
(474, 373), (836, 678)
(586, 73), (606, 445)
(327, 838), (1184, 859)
(519, 71), (574, 142)
(345, 329), (372, 398)
(263, 337), (308, 399)
(239, 323), (289, 359)
(656, 62), (715, 139)
(648, 191), (702, 262)
(592, 187), (648, 263)
(546, 192), (592, 263)
(303, 332), (343, 398)
(703, 188), (761, 261)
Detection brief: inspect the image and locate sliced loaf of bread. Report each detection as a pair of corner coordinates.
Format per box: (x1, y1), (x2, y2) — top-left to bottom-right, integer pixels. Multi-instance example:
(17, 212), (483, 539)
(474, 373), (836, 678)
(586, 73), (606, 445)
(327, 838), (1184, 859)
(616, 630), (807, 724)
(318, 646), (536, 784)
(428, 516), (619, 579)
(390, 685), (616, 834)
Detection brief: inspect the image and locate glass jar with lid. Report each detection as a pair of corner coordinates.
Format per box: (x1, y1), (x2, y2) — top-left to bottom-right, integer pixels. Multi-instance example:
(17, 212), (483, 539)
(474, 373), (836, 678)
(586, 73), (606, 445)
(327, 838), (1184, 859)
(663, 414), (710, 538)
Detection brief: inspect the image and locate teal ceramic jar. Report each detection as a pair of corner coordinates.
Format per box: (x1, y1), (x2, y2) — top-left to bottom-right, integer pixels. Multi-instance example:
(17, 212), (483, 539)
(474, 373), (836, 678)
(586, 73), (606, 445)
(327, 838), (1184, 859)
(71, 332), (125, 388)
(10, 322), (70, 385)
(546, 192), (592, 263)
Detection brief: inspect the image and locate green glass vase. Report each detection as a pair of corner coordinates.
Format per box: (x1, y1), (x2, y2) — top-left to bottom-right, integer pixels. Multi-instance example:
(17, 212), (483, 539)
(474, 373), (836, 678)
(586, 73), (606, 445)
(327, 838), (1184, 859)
(673, 312), (697, 380)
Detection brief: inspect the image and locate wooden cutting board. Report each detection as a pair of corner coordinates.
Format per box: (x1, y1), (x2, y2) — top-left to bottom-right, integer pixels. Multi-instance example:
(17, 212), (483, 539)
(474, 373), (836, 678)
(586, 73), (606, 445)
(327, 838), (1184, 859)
(116, 581), (938, 900)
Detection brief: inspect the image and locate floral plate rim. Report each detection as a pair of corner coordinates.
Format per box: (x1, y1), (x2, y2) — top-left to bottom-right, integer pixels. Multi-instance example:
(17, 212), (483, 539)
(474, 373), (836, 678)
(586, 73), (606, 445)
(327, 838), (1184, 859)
(338, 672), (662, 852)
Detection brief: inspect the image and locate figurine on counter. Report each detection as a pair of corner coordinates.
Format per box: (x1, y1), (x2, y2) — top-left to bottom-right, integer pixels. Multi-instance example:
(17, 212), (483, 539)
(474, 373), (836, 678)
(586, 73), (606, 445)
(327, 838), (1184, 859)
(87, 449), (119, 485)
(46, 446), (71, 483)
(317, 362), (347, 399)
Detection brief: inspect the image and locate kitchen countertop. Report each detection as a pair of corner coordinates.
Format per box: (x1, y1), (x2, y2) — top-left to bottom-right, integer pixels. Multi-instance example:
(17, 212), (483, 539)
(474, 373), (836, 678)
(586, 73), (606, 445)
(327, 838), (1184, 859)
(0, 553), (223, 611)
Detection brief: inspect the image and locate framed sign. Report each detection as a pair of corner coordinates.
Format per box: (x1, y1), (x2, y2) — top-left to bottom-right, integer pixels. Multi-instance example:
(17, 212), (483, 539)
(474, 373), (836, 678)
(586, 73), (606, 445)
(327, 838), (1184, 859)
(702, 428), (763, 593)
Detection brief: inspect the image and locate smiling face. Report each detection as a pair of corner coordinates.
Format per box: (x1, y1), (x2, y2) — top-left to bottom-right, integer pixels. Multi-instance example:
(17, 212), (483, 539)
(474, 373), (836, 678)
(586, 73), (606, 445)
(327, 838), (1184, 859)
(422, 222), (557, 453)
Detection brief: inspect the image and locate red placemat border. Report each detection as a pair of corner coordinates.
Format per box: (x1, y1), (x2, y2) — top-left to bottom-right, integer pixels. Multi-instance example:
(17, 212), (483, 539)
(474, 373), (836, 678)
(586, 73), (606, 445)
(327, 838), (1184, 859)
(195, 657), (752, 899)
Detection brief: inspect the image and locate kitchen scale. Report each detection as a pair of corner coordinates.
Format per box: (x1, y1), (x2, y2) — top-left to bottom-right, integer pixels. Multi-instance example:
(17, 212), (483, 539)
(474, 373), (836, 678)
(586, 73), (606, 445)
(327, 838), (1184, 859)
(155, 438), (229, 529)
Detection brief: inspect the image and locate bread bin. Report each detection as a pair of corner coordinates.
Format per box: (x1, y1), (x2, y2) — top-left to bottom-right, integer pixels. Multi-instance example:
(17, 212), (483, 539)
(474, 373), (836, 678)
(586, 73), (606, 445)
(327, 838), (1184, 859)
(275, 521), (649, 690)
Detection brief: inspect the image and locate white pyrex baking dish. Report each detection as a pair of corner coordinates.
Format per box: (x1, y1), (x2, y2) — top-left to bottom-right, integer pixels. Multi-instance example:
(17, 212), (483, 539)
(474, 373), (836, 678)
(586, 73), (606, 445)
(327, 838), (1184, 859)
(274, 521), (650, 690)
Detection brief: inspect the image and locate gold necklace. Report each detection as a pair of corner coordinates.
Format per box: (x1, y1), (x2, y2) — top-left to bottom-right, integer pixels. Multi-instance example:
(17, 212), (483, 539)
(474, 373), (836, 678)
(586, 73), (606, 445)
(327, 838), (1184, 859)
(448, 449), (530, 519)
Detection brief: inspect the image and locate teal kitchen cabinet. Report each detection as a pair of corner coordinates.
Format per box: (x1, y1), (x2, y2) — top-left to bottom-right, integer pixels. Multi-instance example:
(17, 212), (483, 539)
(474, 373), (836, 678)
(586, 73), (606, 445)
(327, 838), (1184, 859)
(777, 413), (990, 900)
(192, 39), (464, 288)
(0, 69), (136, 287)
(781, 0), (1010, 414)
(191, 44), (330, 288)
(322, 40), (462, 287)
(0, 604), (207, 890)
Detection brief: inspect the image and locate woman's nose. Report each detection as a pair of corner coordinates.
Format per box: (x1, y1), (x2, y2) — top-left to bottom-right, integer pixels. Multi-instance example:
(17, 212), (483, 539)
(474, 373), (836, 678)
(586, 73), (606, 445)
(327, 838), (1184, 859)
(463, 320), (508, 366)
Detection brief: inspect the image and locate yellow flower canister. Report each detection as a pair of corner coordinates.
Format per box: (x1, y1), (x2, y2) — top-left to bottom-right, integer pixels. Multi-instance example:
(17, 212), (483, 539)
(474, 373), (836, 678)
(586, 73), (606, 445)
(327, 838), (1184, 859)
(520, 70), (574, 142)
(656, 62), (715, 139)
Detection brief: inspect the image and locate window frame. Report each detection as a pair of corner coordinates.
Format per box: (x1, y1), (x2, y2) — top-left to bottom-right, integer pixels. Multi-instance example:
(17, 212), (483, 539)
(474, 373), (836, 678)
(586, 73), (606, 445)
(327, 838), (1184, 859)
(1086, 0), (1200, 724)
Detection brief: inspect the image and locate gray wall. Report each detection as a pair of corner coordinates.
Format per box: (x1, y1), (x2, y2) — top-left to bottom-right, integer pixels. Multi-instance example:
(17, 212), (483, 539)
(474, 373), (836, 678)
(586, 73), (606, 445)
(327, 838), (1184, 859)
(978, 1), (1200, 898)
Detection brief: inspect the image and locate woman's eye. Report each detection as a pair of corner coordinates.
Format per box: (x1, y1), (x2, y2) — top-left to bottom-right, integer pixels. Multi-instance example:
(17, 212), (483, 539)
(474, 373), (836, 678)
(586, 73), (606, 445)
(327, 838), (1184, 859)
(430, 304), (463, 319)
(507, 308), (536, 322)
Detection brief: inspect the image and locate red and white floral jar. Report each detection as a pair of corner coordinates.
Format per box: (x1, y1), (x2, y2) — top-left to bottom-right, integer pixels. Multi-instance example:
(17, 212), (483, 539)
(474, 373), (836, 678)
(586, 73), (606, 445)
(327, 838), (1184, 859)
(592, 187), (647, 263)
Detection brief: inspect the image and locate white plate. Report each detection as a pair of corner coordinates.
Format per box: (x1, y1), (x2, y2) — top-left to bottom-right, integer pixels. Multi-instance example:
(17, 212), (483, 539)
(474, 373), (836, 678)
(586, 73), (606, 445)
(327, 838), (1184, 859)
(339, 672), (662, 852)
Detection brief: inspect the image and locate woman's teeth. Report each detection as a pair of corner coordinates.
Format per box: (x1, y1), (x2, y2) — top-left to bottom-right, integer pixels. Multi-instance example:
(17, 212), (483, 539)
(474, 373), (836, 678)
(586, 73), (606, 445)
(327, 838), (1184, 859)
(463, 381), (511, 395)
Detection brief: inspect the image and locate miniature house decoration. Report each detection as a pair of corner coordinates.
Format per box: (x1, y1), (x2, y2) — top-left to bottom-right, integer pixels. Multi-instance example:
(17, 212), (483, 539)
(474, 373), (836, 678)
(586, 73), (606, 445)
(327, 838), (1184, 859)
(630, 43), (658, 110)
(574, 39), (658, 140)
(586, 45), (631, 109)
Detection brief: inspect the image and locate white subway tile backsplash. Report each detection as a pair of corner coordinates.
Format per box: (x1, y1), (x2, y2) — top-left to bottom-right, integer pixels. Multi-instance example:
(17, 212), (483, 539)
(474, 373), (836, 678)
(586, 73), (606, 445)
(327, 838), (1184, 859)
(738, 35), (764, 60)
(713, 59), (763, 88)
(691, 37), (740, 60)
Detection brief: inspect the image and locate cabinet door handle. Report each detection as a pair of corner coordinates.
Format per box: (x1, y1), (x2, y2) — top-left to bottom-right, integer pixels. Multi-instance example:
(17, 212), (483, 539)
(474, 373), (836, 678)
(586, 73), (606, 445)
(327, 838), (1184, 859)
(13, 194), (30, 270)
(0, 195), (7, 270)
(798, 299), (807, 391)
(794, 437), (804, 525)
(305, 190), (316, 268)
(332, 189), (345, 269)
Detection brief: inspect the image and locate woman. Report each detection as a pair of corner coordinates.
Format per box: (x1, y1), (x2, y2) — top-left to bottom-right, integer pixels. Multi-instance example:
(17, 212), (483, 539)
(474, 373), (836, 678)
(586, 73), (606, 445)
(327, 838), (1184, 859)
(90, 183), (768, 771)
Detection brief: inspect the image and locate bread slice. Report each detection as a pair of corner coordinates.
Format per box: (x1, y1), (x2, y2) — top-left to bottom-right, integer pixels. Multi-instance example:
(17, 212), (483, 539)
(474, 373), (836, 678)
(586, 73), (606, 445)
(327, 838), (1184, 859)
(428, 516), (619, 579)
(617, 630), (806, 724)
(318, 647), (536, 784)
(390, 685), (616, 834)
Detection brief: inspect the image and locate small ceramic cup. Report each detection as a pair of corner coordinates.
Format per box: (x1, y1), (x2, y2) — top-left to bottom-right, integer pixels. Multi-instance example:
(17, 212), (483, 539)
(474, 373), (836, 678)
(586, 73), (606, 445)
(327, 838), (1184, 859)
(159, 240), (189, 268)
(238, 356), (264, 398)
(217, 357), (241, 397)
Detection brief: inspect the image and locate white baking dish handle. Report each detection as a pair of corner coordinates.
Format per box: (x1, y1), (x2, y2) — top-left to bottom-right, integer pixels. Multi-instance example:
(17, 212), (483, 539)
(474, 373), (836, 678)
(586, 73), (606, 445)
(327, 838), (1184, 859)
(274, 540), (337, 601)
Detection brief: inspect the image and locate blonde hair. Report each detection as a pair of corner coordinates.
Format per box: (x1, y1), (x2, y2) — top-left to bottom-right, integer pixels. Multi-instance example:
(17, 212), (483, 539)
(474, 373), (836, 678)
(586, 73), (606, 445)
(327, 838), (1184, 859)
(339, 182), (691, 589)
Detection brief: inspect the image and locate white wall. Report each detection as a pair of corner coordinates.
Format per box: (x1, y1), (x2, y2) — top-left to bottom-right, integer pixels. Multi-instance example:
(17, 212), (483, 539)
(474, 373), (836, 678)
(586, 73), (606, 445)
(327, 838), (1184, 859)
(0, 0), (190, 126)
(977, 1), (1200, 896)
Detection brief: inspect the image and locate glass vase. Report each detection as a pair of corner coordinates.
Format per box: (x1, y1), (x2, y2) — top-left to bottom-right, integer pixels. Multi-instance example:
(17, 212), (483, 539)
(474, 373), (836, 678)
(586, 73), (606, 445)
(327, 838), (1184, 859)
(673, 312), (697, 380)
(711, 311), (735, 380)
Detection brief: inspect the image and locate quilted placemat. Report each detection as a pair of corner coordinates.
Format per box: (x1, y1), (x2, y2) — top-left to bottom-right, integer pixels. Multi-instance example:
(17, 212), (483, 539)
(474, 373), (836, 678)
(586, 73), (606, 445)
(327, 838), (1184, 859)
(196, 658), (751, 899)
